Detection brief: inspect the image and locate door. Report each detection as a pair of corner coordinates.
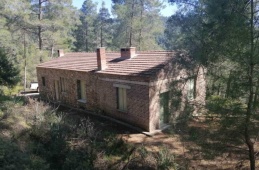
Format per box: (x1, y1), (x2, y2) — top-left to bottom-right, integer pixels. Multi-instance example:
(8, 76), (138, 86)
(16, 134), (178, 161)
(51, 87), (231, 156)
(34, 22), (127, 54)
(160, 92), (169, 127)
(54, 80), (60, 101)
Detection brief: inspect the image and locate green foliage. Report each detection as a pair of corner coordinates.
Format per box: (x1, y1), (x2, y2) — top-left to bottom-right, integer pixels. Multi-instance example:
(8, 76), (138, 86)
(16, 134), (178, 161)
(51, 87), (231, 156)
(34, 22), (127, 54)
(30, 0), (79, 53)
(112, 0), (164, 50)
(73, 0), (98, 52)
(0, 85), (23, 96)
(102, 133), (130, 156)
(0, 97), (97, 169)
(0, 138), (31, 170)
(30, 126), (69, 169)
(29, 155), (50, 170)
(170, 81), (183, 110)
(166, 1), (259, 168)
(62, 149), (95, 170)
(0, 0), (79, 86)
(206, 95), (248, 144)
(95, 1), (113, 48)
(156, 147), (178, 170)
(0, 49), (20, 86)
(0, 96), (183, 169)
(207, 95), (246, 115)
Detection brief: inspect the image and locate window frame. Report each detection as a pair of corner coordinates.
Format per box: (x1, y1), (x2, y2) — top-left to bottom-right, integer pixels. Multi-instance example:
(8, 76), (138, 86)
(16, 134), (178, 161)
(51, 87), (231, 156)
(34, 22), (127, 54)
(42, 77), (45, 86)
(60, 77), (67, 92)
(187, 78), (195, 100)
(116, 87), (127, 112)
(113, 84), (131, 112)
(77, 80), (86, 103)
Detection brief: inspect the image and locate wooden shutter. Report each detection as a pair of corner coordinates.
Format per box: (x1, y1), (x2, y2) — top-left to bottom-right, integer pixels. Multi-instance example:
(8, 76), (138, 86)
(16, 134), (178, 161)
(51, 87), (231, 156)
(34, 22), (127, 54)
(77, 80), (81, 99)
(42, 77), (45, 86)
(122, 88), (127, 111)
(81, 80), (86, 100)
(117, 88), (127, 111)
(116, 87), (119, 109)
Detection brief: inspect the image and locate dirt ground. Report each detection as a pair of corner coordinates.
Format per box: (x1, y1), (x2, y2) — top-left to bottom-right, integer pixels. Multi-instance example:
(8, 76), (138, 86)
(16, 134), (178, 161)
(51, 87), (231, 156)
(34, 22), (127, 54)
(116, 118), (259, 170)
(121, 133), (254, 169)
(1, 97), (258, 169)
(64, 107), (259, 170)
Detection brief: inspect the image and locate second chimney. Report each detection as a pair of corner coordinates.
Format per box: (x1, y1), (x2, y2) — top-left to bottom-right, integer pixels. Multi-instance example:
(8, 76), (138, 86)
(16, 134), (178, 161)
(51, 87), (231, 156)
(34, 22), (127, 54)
(97, 47), (106, 70)
(121, 47), (136, 59)
(58, 49), (64, 57)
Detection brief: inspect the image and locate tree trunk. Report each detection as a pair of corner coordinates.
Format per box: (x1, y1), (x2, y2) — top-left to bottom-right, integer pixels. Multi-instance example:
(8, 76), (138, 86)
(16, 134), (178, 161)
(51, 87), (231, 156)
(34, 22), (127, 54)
(38, 0), (43, 50)
(51, 45), (54, 58)
(245, 1), (255, 169)
(226, 71), (232, 98)
(217, 83), (221, 96)
(100, 21), (103, 47)
(138, 0), (144, 51)
(129, 0), (135, 47)
(245, 64), (255, 170)
(38, 26), (42, 50)
(253, 79), (259, 109)
(85, 22), (88, 51)
(23, 31), (26, 91)
(38, 0), (43, 62)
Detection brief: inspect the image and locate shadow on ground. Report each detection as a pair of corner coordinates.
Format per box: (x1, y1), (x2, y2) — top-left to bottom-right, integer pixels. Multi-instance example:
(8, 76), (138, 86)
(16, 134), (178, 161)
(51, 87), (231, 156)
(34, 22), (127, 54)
(122, 108), (258, 169)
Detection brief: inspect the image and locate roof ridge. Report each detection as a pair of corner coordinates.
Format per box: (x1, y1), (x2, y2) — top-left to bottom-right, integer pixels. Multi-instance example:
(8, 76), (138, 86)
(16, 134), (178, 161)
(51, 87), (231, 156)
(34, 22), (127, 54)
(65, 52), (96, 54)
(138, 50), (174, 53)
(38, 50), (176, 77)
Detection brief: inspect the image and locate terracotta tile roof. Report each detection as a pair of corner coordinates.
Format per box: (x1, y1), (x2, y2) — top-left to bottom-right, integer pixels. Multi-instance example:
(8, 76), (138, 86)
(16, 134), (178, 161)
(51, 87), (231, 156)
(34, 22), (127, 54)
(37, 51), (175, 77)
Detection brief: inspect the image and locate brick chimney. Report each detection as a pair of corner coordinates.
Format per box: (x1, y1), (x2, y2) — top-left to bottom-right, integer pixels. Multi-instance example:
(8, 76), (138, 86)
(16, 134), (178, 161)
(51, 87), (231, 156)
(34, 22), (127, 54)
(57, 49), (64, 57)
(97, 47), (106, 70)
(121, 47), (136, 59)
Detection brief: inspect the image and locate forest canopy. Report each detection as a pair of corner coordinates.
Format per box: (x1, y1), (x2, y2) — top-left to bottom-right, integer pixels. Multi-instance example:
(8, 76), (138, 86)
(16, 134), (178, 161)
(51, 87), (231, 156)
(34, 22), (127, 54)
(0, 0), (167, 86)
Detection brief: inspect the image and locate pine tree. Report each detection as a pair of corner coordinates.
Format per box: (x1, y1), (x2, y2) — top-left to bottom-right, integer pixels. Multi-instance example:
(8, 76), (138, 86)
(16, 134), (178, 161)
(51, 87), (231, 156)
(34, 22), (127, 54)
(30, 0), (78, 59)
(0, 0), (79, 86)
(166, 0), (259, 169)
(0, 49), (19, 86)
(73, 0), (98, 52)
(95, 1), (112, 48)
(112, 0), (164, 50)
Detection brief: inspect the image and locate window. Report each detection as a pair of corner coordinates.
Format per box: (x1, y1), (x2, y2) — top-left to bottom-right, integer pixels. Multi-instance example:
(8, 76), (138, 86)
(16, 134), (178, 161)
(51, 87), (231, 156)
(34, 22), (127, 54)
(77, 80), (86, 102)
(117, 87), (127, 112)
(42, 77), (45, 86)
(187, 78), (195, 100)
(60, 77), (67, 92)
(113, 84), (130, 112)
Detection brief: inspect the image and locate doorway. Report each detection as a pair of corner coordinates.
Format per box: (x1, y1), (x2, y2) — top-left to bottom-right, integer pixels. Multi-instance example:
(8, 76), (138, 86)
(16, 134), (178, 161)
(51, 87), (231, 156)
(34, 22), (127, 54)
(54, 80), (60, 101)
(159, 91), (170, 127)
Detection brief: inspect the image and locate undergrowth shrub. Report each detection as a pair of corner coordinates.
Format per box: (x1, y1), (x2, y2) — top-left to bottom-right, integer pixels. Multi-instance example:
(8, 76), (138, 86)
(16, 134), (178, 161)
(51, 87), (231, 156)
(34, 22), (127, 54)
(121, 145), (179, 170)
(207, 95), (246, 115)
(29, 155), (50, 170)
(206, 95), (248, 144)
(0, 138), (30, 170)
(0, 96), (24, 120)
(104, 134), (130, 156)
(63, 148), (95, 169)
(0, 96), (180, 170)
(0, 85), (23, 96)
(156, 147), (178, 170)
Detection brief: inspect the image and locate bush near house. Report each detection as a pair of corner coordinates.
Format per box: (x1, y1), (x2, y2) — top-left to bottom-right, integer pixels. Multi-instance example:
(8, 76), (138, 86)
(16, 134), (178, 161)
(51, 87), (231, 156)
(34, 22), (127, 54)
(0, 95), (178, 170)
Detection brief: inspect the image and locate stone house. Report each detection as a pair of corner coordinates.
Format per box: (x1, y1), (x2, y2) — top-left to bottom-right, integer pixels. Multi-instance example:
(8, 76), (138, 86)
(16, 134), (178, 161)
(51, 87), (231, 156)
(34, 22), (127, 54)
(37, 47), (206, 132)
